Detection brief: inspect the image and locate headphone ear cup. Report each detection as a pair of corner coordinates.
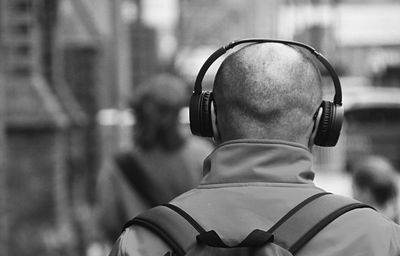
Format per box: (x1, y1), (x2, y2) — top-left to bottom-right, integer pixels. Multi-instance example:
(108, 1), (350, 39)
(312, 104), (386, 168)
(314, 101), (343, 147)
(189, 91), (214, 137)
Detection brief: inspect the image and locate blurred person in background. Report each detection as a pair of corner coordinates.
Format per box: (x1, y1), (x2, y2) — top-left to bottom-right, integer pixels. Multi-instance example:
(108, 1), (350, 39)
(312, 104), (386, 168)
(94, 73), (213, 246)
(351, 155), (399, 223)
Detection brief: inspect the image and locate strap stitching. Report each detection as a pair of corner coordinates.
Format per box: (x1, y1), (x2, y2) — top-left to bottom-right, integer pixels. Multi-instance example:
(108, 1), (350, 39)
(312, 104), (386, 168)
(163, 203), (206, 233)
(128, 217), (186, 256)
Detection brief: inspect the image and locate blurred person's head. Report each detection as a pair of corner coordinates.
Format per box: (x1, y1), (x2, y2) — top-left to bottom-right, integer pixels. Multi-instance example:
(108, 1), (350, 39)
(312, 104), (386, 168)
(351, 155), (399, 222)
(212, 43), (323, 148)
(130, 73), (187, 151)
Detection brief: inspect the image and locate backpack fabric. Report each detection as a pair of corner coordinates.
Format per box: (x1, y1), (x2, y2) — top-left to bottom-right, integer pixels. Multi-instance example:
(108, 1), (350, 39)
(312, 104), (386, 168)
(123, 193), (374, 255)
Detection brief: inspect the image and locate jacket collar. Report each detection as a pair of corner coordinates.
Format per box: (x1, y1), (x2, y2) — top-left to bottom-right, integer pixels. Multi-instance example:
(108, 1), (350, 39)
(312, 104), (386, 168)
(201, 139), (315, 185)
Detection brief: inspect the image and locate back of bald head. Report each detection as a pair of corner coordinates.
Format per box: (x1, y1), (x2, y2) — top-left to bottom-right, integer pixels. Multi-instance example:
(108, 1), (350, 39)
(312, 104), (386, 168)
(213, 43), (322, 144)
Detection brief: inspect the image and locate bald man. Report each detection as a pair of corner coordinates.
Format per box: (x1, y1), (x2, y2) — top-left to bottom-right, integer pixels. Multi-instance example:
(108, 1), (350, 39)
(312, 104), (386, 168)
(108, 43), (400, 256)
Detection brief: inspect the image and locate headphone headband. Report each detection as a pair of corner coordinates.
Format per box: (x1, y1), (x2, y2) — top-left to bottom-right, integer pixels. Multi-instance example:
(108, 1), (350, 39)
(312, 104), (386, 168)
(190, 38), (343, 147)
(193, 38), (342, 105)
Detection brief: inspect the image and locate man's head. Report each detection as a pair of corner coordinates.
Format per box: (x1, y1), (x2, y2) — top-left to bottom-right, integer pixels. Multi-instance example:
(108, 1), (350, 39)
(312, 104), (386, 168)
(212, 43), (323, 147)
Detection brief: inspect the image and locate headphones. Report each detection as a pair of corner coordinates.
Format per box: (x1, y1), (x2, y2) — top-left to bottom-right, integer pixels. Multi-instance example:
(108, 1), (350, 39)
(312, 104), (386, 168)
(189, 39), (343, 147)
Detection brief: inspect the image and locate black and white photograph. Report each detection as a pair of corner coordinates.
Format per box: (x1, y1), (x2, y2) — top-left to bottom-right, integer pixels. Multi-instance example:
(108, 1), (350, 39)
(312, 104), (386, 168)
(0, 0), (399, 255)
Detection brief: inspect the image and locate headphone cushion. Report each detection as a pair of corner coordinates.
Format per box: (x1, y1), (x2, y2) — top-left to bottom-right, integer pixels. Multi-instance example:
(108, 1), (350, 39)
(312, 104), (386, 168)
(314, 101), (343, 146)
(189, 93), (201, 136)
(189, 92), (214, 137)
(315, 101), (333, 146)
(200, 92), (214, 137)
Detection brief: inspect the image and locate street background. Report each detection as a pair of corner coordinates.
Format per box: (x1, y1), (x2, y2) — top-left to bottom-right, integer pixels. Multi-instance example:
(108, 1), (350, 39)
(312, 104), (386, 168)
(0, 0), (400, 255)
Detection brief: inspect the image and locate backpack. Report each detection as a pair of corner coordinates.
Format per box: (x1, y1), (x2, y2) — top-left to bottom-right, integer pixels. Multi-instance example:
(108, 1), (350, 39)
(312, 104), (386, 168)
(123, 192), (374, 255)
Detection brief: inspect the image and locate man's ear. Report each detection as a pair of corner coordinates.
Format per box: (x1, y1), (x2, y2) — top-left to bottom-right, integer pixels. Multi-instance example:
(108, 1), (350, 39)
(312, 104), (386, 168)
(211, 101), (221, 143)
(308, 107), (323, 148)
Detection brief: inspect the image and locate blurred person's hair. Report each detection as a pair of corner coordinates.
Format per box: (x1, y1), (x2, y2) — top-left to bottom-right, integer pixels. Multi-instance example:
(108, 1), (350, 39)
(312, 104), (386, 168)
(130, 73), (187, 151)
(352, 155), (398, 208)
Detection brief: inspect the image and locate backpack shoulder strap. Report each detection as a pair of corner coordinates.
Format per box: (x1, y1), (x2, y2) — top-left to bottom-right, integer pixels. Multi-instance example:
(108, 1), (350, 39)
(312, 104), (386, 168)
(269, 193), (375, 254)
(123, 204), (204, 256)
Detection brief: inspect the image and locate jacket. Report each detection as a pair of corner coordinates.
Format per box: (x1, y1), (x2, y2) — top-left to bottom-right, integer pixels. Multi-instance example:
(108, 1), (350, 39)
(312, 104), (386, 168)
(109, 139), (400, 256)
